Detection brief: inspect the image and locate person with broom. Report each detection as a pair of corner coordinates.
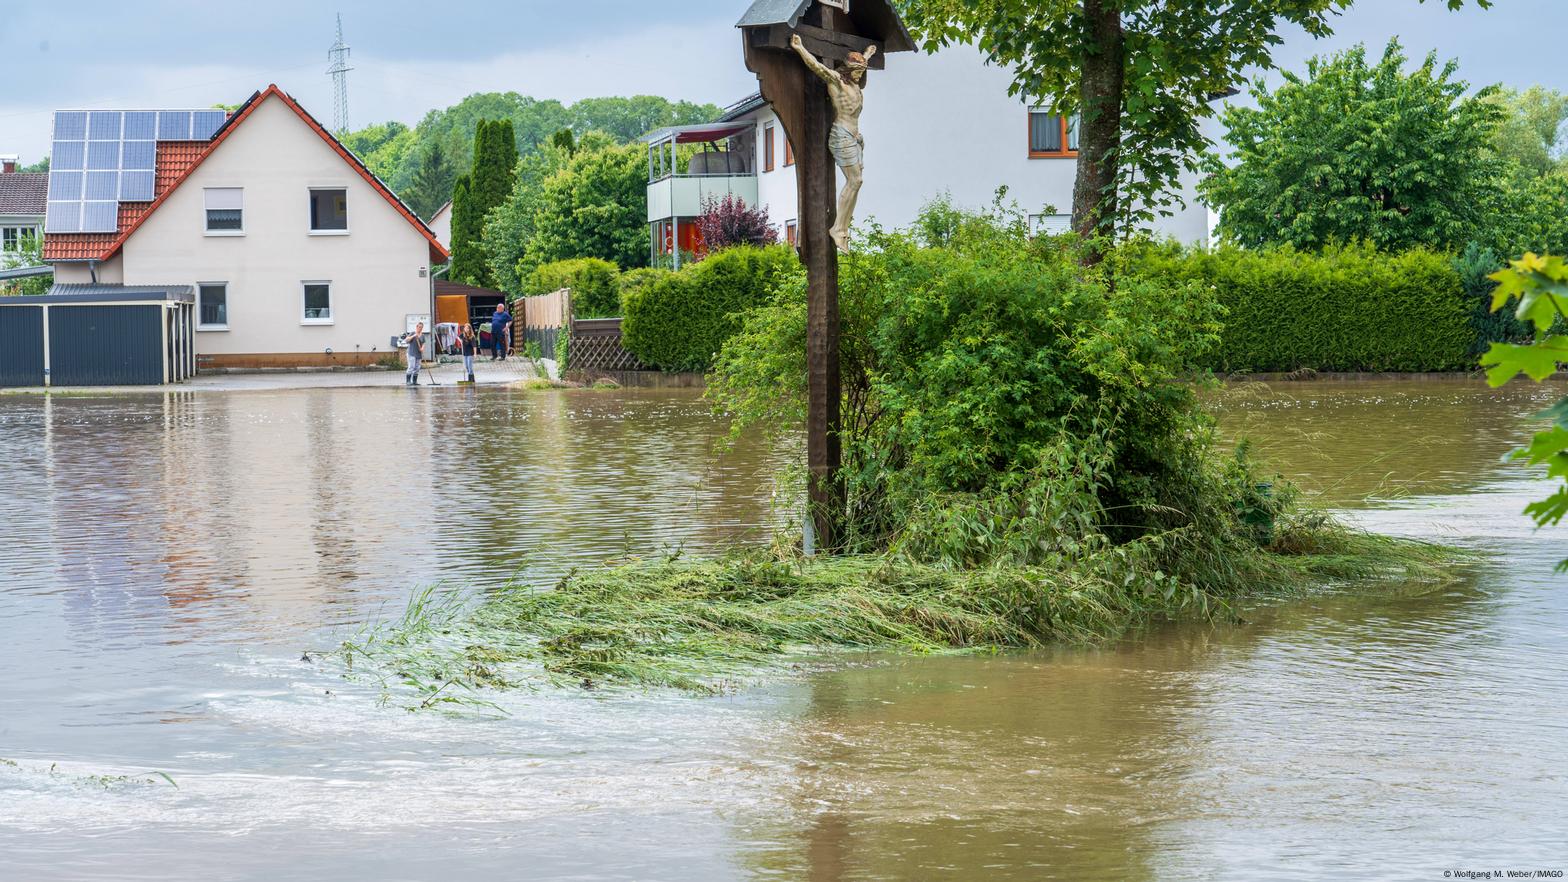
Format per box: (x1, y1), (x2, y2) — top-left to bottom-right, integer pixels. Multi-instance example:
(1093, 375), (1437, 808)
(403, 321), (425, 386)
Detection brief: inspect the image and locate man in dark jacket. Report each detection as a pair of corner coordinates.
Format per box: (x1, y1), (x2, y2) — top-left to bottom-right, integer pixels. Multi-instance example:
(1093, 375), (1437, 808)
(490, 303), (511, 360)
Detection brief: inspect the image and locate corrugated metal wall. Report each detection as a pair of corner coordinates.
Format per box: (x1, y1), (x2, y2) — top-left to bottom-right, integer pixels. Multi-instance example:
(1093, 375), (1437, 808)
(0, 307), (46, 387)
(47, 305), (164, 386)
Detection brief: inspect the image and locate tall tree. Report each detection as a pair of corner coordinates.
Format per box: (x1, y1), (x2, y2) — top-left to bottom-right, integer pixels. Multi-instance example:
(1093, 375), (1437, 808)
(901, 0), (1485, 258)
(405, 141), (456, 221)
(461, 119), (520, 287)
(1490, 86), (1568, 180)
(450, 173), (481, 284)
(1201, 40), (1508, 253)
(480, 131), (617, 293)
(521, 142), (650, 276)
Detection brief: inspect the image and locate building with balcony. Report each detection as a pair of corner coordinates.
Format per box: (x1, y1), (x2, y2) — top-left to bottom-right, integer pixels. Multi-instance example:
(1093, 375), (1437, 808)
(645, 43), (1217, 260)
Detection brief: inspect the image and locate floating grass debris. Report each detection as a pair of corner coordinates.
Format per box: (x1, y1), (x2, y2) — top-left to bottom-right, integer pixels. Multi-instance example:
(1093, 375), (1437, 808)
(0, 758), (178, 789)
(339, 524), (1464, 706)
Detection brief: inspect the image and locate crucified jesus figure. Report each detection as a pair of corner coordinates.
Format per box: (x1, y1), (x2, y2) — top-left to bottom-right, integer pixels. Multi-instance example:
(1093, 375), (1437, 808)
(791, 33), (877, 252)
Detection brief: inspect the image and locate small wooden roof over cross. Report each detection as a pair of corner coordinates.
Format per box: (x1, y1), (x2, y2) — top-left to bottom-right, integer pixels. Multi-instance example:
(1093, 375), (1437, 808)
(736, 0), (915, 69)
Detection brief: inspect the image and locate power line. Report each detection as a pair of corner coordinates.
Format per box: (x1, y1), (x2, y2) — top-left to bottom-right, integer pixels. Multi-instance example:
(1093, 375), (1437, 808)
(327, 13), (353, 134)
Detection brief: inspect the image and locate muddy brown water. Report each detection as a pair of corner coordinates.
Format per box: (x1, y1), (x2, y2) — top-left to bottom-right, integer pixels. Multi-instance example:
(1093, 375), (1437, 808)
(1, 379), (1564, 881)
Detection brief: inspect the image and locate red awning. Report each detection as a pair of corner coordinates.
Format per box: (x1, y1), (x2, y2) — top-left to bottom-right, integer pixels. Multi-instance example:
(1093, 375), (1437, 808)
(662, 123), (751, 144)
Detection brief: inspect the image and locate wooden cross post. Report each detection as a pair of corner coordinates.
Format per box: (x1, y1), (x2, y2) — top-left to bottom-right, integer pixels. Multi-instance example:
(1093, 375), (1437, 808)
(738, 0), (913, 553)
(798, 72), (843, 552)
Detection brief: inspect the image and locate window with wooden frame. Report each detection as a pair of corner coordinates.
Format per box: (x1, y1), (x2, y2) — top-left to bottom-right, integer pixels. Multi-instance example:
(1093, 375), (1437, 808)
(1028, 110), (1079, 158)
(783, 136), (794, 167)
(785, 219), (798, 246)
(763, 123), (776, 172)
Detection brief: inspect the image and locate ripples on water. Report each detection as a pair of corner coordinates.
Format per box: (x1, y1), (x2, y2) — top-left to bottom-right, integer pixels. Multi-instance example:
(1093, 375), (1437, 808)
(1, 379), (1564, 881)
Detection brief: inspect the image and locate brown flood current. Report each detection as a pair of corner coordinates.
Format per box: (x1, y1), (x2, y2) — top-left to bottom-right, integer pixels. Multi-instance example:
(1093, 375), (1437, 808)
(0, 378), (1564, 881)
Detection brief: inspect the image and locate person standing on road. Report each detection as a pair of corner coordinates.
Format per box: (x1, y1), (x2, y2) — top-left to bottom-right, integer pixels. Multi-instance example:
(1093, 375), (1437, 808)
(404, 322), (425, 386)
(490, 303), (511, 361)
(460, 323), (478, 383)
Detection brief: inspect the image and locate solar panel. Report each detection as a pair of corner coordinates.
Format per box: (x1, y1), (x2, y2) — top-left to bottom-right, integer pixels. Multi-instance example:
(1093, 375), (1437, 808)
(123, 111), (156, 140)
(88, 111), (122, 140)
(52, 141), (85, 170)
(157, 111), (191, 140)
(193, 111), (227, 139)
(121, 140), (155, 170)
(53, 111), (87, 140)
(87, 141), (119, 170)
(46, 106), (228, 233)
(85, 171), (119, 200)
(82, 202), (118, 233)
(120, 171), (155, 201)
(46, 202), (81, 233)
(49, 171), (83, 200)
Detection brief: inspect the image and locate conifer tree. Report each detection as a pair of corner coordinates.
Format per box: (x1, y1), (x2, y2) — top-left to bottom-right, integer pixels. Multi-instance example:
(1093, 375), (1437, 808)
(456, 119), (521, 287)
(450, 173), (480, 284)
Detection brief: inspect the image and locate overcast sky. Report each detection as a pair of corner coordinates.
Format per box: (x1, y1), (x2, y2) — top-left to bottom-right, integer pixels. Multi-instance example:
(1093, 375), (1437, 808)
(1, 0), (1561, 163)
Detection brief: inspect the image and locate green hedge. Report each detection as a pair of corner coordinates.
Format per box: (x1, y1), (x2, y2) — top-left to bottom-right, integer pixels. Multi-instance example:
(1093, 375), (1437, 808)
(1136, 243), (1474, 373)
(621, 245), (799, 372)
(524, 257), (620, 318)
(617, 266), (671, 311)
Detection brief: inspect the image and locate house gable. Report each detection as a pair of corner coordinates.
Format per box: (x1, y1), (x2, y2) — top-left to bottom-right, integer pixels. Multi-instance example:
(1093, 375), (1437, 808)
(45, 85), (446, 265)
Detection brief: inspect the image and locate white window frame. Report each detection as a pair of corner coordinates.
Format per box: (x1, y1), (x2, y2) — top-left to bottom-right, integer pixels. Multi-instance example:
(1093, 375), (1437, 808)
(308, 186), (349, 235)
(2, 225), (38, 252)
(301, 280), (333, 325)
(203, 187), (244, 236)
(196, 281), (229, 331)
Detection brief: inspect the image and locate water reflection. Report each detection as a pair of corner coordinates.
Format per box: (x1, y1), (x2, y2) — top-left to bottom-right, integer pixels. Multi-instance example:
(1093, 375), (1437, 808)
(1, 387), (788, 649)
(1209, 377), (1566, 505)
(1, 378), (1564, 881)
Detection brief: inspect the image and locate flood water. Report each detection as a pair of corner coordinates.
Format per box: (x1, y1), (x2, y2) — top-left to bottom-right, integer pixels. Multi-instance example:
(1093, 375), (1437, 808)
(1, 379), (1564, 881)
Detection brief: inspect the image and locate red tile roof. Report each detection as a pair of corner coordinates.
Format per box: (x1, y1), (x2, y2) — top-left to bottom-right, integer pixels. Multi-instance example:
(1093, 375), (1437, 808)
(44, 141), (205, 261)
(43, 85), (448, 264)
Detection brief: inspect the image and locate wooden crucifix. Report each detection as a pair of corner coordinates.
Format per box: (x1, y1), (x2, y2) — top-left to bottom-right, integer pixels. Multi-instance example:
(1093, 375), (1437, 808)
(737, 0), (913, 552)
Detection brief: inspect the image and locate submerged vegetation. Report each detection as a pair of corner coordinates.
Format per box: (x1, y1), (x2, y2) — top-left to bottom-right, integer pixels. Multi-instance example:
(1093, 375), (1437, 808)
(343, 529), (1456, 704)
(342, 200), (1468, 706)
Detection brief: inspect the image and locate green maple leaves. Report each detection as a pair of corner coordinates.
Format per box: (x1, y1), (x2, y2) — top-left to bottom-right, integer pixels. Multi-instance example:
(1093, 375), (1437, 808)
(1480, 253), (1568, 566)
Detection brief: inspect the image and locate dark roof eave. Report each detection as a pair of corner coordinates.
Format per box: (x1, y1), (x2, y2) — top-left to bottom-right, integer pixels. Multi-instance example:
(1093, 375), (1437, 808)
(718, 93), (767, 122)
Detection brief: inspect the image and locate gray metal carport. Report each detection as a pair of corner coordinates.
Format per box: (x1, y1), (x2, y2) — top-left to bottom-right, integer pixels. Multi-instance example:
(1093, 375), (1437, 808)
(0, 284), (196, 387)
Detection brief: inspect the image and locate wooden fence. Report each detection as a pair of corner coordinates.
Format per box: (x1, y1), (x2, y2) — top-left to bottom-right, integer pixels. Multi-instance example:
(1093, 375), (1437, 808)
(515, 287), (647, 372)
(515, 288), (567, 360)
(568, 317), (647, 372)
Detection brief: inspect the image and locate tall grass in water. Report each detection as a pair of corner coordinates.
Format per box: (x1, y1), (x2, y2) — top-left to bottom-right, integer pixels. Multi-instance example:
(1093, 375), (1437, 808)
(341, 524), (1459, 704)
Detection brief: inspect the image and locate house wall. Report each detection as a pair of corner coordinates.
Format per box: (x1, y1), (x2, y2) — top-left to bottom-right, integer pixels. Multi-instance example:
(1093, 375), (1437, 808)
(428, 203), (451, 251)
(735, 44), (1213, 245)
(119, 96), (431, 365)
(51, 255), (123, 285)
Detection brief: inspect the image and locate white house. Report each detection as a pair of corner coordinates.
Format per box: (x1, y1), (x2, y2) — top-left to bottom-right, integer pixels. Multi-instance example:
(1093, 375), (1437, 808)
(646, 43), (1217, 262)
(427, 200), (452, 252)
(0, 154), (46, 258)
(43, 85), (448, 368)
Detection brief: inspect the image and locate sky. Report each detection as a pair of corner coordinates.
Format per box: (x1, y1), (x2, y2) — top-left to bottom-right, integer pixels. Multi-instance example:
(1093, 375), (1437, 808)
(1, 0), (1563, 163)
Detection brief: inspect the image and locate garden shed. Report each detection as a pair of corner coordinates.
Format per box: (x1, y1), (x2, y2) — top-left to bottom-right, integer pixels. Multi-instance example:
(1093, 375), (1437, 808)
(0, 284), (196, 387)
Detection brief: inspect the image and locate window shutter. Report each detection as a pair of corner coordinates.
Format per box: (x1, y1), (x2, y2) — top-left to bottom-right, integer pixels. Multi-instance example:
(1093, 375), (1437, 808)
(204, 188), (243, 210)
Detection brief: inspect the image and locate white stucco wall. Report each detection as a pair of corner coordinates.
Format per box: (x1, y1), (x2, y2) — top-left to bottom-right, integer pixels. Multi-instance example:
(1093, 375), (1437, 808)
(120, 95), (431, 358)
(428, 202), (451, 251)
(752, 108), (801, 229)
(52, 255), (123, 285)
(735, 44), (1213, 246)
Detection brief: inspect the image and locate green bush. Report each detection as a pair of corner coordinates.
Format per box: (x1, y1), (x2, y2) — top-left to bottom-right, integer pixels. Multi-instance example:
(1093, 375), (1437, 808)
(621, 245), (798, 372)
(524, 257), (620, 318)
(1456, 242), (1535, 355)
(709, 201), (1291, 592)
(616, 267), (671, 313)
(1134, 242), (1474, 373)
